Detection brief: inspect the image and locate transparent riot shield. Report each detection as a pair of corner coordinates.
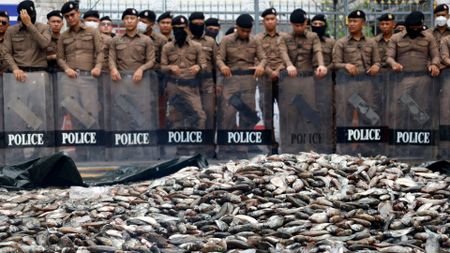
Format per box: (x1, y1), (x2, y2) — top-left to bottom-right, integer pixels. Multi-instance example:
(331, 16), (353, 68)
(278, 71), (334, 154)
(106, 71), (159, 162)
(335, 71), (386, 157)
(159, 74), (215, 158)
(3, 72), (54, 164)
(0, 77), (4, 165)
(216, 72), (272, 160)
(55, 72), (104, 163)
(386, 71), (439, 160)
(439, 69), (450, 160)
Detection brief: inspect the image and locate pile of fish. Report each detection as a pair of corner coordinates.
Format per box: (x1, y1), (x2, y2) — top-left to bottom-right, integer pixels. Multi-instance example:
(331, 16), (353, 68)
(0, 152), (449, 253)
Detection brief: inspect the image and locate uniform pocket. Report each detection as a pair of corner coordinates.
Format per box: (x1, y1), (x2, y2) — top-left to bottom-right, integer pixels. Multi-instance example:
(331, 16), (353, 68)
(11, 35), (27, 51)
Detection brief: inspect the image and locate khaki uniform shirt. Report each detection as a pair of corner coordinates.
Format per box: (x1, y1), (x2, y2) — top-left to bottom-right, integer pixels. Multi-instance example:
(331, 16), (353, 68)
(3, 22), (51, 70)
(161, 38), (206, 79)
(190, 34), (217, 72)
(216, 33), (266, 70)
(426, 26), (450, 48)
(283, 30), (324, 72)
(0, 37), (8, 73)
(47, 32), (59, 69)
(440, 35), (450, 67)
(57, 24), (103, 71)
(146, 31), (168, 69)
(255, 31), (290, 74)
(333, 35), (381, 73)
(316, 36), (335, 70)
(386, 31), (440, 72)
(375, 34), (391, 68)
(109, 32), (155, 72)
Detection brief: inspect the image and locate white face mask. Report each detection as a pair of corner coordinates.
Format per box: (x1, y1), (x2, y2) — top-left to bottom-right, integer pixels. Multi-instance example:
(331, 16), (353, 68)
(137, 21), (148, 33)
(85, 21), (99, 29)
(436, 16), (448, 27)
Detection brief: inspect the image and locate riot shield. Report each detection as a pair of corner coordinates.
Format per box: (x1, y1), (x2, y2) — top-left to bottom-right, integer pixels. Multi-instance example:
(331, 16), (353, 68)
(335, 71), (386, 157)
(0, 77), (4, 165)
(55, 72), (104, 163)
(386, 71), (439, 160)
(440, 69), (450, 160)
(106, 71), (159, 162)
(3, 72), (54, 164)
(278, 71), (334, 154)
(216, 72), (272, 160)
(159, 74), (215, 159)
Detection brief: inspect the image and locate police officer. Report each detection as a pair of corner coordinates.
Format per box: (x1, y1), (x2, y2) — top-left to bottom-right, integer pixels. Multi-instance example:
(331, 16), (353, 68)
(3, 0), (51, 82)
(0, 10), (10, 74)
(427, 4), (450, 47)
(161, 15), (207, 154)
(83, 10), (100, 28)
(109, 8), (155, 82)
(46, 10), (63, 72)
(216, 13), (266, 157)
(386, 11), (440, 158)
(204, 17), (220, 41)
(158, 11), (174, 41)
(333, 10), (380, 76)
(255, 8), (290, 152)
(386, 11), (440, 76)
(99, 16), (115, 37)
(188, 12), (217, 135)
(279, 9), (327, 153)
(58, 1), (103, 78)
(333, 10), (381, 156)
(375, 13), (395, 69)
(139, 10), (168, 68)
(310, 14), (335, 70)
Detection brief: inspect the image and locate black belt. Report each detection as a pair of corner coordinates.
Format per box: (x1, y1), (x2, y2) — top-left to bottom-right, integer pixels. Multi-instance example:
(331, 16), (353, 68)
(17, 67), (47, 72)
(231, 69), (255, 76)
(279, 70), (314, 80)
(168, 77), (200, 87)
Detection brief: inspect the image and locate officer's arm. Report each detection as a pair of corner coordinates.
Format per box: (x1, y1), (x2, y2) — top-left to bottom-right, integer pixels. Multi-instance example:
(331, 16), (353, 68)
(386, 37), (399, 67)
(109, 38), (119, 72)
(332, 40), (346, 69)
(312, 34), (325, 67)
(2, 29), (19, 71)
(140, 38), (155, 71)
(255, 39), (267, 69)
(429, 36), (441, 68)
(93, 30), (104, 70)
(56, 34), (70, 71)
(211, 39), (218, 71)
(441, 38), (450, 66)
(160, 44), (172, 73)
(280, 36), (294, 69)
(28, 24), (51, 49)
(216, 38), (228, 69)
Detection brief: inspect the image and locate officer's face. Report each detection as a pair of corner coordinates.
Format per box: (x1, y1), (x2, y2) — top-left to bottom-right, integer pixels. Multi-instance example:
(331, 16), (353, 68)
(347, 18), (364, 34)
(123, 15), (138, 31)
(311, 20), (325, 28)
(159, 18), (172, 35)
(48, 16), (63, 34)
(263, 15), (277, 31)
(395, 24), (406, 32)
(84, 16), (100, 23)
(63, 10), (80, 27)
(435, 11), (450, 19)
(291, 21), (307, 35)
(140, 18), (154, 32)
(236, 26), (251, 39)
(100, 20), (113, 34)
(379, 20), (395, 35)
(0, 17), (9, 34)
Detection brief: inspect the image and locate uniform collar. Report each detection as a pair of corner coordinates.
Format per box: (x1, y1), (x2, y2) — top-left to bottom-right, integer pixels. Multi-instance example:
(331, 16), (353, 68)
(121, 31), (141, 38)
(375, 33), (391, 42)
(433, 26), (450, 33)
(233, 32), (249, 41)
(401, 30), (425, 38)
(292, 30), (307, 38)
(347, 33), (366, 41)
(190, 34), (206, 40)
(264, 31), (279, 37)
(69, 23), (87, 32)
